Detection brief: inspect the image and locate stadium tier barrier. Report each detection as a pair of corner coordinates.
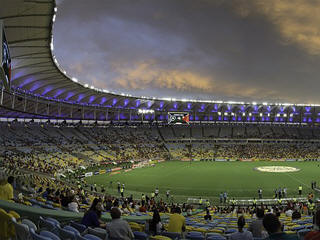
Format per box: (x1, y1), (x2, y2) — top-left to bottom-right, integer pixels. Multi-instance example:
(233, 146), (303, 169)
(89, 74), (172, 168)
(0, 200), (152, 223)
(0, 200), (204, 224)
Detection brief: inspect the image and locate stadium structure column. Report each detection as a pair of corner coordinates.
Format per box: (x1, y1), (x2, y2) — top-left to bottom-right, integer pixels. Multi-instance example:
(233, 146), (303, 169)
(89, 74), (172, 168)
(70, 105), (73, 118)
(23, 93), (27, 112)
(11, 92), (15, 109)
(82, 106), (84, 119)
(46, 103), (50, 115)
(0, 86), (3, 105)
(58, 102), (62, 117)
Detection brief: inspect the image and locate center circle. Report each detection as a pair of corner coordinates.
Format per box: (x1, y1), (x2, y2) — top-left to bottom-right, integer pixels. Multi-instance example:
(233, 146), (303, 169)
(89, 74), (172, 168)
(254, 166), (300, 173)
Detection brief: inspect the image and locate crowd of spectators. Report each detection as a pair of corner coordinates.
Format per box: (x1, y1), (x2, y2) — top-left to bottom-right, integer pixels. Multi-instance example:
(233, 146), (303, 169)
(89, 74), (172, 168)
(1, 123), (320, 174)
(166, 142), (320, 161)
(0, 123), (169, 175)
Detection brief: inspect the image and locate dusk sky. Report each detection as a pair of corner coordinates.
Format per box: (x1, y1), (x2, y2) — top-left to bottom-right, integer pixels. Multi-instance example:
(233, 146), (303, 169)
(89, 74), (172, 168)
(53, 0), (320, 104)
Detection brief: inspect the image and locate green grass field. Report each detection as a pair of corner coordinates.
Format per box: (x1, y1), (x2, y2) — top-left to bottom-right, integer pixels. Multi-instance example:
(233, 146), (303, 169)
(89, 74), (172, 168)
(86, 161), (320, 202)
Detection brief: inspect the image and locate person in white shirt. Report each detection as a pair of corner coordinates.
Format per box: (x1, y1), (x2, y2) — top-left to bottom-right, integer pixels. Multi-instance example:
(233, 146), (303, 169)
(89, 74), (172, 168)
(68, 195), (79, 213)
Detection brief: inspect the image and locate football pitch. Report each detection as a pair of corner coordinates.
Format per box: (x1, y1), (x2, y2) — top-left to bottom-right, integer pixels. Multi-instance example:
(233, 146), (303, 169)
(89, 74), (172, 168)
(86, 161), (320, 202)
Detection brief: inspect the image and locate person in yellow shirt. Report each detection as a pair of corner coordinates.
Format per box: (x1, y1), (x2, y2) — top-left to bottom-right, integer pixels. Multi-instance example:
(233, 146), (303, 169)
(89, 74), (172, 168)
(168, 207), (186, 234)
(0, 170), (14, 201)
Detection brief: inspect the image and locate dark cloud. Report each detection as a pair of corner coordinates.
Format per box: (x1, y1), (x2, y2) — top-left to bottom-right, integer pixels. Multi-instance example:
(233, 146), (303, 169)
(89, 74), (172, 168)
(53, 0), (320, 103)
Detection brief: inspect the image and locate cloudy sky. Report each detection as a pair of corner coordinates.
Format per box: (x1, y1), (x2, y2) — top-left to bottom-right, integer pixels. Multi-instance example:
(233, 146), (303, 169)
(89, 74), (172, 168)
(53, 0), (320, 104)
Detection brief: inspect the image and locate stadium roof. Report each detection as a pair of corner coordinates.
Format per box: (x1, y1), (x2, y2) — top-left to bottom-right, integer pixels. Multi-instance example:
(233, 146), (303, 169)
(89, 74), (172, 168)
(1, 0), (146, 108)
(1, 0), (320, 118)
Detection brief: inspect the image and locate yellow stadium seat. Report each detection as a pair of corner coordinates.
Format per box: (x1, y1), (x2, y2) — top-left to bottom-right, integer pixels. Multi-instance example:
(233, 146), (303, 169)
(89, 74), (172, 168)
(150, 235), (171, 240)
(0, 208), (15, 239)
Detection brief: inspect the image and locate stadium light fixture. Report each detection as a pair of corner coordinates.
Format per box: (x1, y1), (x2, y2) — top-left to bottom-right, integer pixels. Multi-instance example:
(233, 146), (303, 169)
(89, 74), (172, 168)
(284, 113), (287, 117)
(242, 112), (246, 116)
(276, 113), (280, 117)
(224, 112), (228, 116)
(218, 112), (221, 115)
(248, 113), (252, 116)
(138, 109), (154, 114)
(259, 113), (263, 117)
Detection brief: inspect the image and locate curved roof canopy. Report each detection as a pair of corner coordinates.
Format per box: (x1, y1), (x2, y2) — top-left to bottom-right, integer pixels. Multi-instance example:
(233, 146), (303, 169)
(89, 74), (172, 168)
(1, 0), (143, 108)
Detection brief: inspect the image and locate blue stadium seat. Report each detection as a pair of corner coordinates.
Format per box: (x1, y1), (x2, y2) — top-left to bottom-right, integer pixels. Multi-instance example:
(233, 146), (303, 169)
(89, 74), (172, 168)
(206, 233), (226, 240)
(12, 219), (32, 240)
(30, 228), (51, 240)
(22, 219), (37, 231)
(46, 218), (60, 227)
(84, 234), (102, 240)
(292, 225), (305, 231)
(225, 229), (237, 234)
(39, 217), (58, 235)
(40, 230), (61, 240)
(76, 236), (88, 240)
(188, 231), (203, 235)
(133, 231), (149, 239)
(64, 225), (80, 236)
(162, 232), (181, 239)
(297, 229), (311, 239)
(58, 227), (77, 240)
(70, 221), (87, 233)
(44, 204), (55, 210)
(186, 235), (205, 240)
(86, 227), (106, 239)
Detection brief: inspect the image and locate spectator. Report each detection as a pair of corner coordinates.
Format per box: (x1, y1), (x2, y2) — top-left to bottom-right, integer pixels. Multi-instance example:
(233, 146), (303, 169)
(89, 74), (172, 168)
(146, 208), (162, 235)
(0, 170), (13, 201)
(139, 204), (147, 213)
(230, 216), (253, 240)
(291, 210), (301, 221)
(68, 195), (79, 213)
(167, 207), (186, 234)
(304, 209), (320, 240)
(106, 207), (134, 240)
(7, 176), (14, 189)
(248, 208), (268, 238)
(204, 209), (212, 221)
(263, 213), (299, 240)
(81, 198), (106, 228)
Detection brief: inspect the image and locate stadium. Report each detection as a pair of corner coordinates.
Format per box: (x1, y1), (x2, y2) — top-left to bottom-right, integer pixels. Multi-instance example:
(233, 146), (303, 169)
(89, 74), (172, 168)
(0, 0), (319, 240)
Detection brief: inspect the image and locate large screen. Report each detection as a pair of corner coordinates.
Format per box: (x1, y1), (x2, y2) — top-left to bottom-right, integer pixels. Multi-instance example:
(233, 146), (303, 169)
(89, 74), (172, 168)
(168, 112), (190, 124)
(0, 21), (11, 90)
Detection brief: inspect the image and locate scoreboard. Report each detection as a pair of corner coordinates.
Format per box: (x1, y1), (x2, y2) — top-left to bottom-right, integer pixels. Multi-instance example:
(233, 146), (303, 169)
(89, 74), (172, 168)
(168, 112), (190, 124)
